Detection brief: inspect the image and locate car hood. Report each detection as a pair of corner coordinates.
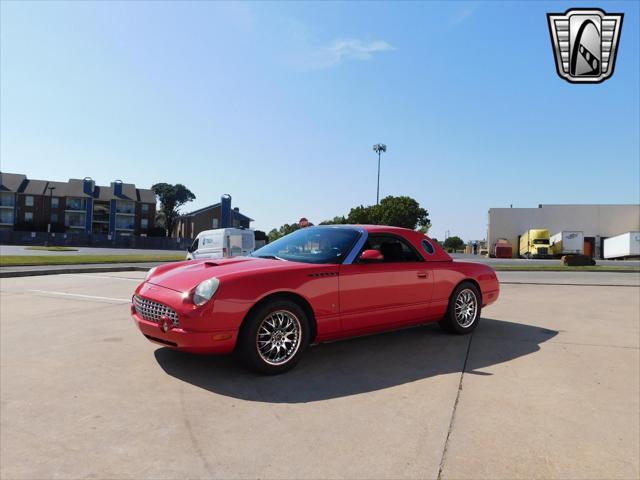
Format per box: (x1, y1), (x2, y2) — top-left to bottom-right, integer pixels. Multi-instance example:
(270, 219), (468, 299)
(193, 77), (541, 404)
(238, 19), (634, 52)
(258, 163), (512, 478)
(147, 257), (294, 292)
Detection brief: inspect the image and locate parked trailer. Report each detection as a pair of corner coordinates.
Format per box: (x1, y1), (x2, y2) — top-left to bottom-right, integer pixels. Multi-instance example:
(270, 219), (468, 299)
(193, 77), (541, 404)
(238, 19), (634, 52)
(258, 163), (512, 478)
(492, 238), (513, 258)
(603, 232), (640, 259)
(550, 231), (584, 257)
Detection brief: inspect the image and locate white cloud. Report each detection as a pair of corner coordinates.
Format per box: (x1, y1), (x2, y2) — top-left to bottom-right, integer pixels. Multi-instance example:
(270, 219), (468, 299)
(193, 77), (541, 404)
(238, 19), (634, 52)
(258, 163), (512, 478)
(292, 38), (395, 70)
(326, 39), (395, 65)
(450, 3), (477, 25)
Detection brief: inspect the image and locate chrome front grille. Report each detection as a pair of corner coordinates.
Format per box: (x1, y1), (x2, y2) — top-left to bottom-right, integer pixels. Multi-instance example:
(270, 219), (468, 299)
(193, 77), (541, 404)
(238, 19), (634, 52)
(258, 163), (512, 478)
(133, 295), (179, 328)
(538, 247), (549, 255)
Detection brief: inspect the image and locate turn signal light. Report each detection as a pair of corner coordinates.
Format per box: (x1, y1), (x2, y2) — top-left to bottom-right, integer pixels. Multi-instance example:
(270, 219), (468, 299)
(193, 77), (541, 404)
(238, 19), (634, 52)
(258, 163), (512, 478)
(212, 333), (232, 341)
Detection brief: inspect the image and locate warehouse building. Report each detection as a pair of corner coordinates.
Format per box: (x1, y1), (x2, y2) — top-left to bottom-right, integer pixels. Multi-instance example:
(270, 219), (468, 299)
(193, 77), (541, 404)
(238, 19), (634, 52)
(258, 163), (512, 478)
(487, 204), (640, 259)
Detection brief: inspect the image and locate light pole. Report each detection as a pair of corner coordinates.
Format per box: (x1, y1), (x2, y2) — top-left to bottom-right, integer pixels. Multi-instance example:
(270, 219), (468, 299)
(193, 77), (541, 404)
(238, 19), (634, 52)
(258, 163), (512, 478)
(47, 186), (56, 235)
(372, 143), (387, 204)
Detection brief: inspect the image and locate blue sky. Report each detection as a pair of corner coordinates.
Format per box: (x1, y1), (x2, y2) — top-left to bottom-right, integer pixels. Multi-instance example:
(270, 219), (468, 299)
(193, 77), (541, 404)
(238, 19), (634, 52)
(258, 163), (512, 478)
(1, 1), (638, 241)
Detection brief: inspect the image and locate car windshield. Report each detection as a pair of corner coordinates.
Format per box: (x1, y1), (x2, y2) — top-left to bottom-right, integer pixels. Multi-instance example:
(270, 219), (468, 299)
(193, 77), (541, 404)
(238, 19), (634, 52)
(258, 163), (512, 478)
(251, 227), (360, 264)
(533, 239), (549, 244)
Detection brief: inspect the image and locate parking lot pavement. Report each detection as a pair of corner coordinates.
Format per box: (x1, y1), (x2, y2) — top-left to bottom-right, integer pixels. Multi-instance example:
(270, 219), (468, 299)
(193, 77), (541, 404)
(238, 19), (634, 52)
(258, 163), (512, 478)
(1, 272), (638, 479)
(451, 253), (640, 269)
(498, 270), (640, 286)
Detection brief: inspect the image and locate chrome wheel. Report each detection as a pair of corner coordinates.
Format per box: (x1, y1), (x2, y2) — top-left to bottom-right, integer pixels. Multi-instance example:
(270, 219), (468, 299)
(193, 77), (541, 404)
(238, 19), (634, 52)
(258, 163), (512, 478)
(454, 289), (478, 328)
(256, 310), (302, 366)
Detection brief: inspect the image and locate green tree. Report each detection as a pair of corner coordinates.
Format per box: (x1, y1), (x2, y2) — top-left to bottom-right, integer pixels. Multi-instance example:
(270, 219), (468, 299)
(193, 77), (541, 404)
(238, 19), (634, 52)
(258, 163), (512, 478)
(443, 236), (464, 252)
(345, 196), (430, 230)
(319, 216), (348, 225)
(267, 223), (300, 243)
(151, 183), (196, 237)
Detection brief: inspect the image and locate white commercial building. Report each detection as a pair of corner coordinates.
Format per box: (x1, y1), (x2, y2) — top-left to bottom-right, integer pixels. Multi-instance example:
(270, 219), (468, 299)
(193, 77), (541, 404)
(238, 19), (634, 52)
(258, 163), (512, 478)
(487, 204), (640, 258)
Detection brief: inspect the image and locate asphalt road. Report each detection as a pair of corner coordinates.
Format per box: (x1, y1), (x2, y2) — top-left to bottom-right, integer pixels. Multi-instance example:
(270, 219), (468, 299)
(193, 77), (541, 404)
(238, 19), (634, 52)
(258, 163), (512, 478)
(1, 271), (638, 479)
(0, 244), (185, 256)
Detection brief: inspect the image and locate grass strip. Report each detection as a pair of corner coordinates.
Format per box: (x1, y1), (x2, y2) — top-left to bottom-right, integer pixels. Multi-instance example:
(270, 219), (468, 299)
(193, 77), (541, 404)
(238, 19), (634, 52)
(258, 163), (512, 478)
(24, 246), (79, 251)
(0, 254), (185, 267)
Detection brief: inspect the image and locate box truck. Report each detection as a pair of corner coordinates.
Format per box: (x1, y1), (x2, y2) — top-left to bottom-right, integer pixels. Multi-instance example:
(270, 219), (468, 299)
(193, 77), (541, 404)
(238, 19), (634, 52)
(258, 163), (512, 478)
(603, 232), (640, 259)
(550, 231), (584, 257)
(519, 229), (551, 259)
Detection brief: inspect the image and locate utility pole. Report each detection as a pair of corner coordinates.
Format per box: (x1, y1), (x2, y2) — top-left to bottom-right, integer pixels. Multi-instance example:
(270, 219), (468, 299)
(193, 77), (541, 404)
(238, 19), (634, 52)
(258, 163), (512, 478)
(372, 144), (387, 204)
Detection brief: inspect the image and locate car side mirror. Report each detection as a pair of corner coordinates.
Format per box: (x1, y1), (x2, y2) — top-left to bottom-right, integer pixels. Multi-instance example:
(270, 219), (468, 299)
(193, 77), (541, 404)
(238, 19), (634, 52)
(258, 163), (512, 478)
(359, 249), (384, 263)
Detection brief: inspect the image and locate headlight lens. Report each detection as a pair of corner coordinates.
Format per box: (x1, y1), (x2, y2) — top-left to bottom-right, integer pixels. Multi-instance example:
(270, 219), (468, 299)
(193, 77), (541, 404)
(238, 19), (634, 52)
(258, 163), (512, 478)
(145, 267), (157, 281)
(193, 278), (220, 306)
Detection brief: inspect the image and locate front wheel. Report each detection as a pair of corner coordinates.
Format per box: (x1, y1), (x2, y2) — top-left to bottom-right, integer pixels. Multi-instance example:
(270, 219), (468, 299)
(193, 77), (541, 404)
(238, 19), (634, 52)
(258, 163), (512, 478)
(439, 282), (481, 334)
(238, 299), (309, 374)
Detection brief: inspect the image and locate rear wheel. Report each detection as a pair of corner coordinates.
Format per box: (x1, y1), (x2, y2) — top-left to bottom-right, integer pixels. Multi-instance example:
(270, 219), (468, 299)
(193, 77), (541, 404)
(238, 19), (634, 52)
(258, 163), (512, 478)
(439, 282), (481, 334)
(238, 299), (309, 374)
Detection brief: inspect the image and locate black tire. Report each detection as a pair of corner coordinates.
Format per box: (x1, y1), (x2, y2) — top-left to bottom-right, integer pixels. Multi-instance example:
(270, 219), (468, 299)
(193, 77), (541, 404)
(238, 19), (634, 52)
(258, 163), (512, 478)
(238, 299), (310, 375)
(439, 282), (481, 335)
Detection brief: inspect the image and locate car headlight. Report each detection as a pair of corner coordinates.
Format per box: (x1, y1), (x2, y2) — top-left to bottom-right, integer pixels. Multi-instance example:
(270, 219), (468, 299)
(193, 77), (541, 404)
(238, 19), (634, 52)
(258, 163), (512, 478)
(193, 278), (220, 306)
(145, 267), (157, 281)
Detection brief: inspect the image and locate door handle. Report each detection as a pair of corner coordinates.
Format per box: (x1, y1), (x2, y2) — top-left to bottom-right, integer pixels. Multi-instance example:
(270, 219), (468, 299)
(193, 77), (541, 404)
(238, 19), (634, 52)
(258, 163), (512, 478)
(417, 271), (428, 278)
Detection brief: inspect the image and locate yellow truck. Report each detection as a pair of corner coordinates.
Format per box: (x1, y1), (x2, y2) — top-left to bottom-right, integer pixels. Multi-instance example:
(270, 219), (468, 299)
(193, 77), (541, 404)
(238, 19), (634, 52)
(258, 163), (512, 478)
(519, 229), (552, 259)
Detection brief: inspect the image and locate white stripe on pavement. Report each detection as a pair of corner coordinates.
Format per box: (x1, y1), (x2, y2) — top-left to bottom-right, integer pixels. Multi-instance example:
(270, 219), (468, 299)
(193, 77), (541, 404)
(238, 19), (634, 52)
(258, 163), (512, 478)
(61, 274), (143, 282)
(28, 290), (131, 303)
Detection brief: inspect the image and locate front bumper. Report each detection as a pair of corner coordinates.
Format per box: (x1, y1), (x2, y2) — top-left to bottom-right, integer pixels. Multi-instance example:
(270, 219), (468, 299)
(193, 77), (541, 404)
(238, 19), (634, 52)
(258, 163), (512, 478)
(131, 282), (238, 354)
(132, 311), (237, 354)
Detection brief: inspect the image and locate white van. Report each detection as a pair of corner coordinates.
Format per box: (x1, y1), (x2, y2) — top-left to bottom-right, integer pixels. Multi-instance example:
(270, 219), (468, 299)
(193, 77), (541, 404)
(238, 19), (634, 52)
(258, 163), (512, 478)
(186, 228), (255, 260)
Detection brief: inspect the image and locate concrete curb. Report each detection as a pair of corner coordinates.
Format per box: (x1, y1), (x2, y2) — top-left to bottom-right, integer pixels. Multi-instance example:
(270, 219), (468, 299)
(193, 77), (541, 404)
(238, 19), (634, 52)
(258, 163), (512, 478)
(0, 266), (151, 278)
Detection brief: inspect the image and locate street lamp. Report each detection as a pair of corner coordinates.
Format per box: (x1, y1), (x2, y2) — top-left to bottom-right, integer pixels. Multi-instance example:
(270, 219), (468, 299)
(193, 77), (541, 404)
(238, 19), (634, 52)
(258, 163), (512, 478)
(372, 143), (387, 204)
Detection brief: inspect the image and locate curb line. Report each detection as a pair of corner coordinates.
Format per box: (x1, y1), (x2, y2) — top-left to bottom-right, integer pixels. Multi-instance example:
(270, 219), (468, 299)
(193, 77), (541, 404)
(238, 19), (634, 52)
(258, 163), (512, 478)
(494, 269), (640, 274)
(0, 266), (151, 278)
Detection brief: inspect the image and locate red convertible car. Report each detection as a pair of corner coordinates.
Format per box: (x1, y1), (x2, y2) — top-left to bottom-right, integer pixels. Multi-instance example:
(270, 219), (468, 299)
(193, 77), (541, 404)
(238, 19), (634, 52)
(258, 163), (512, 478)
(132, 225), (500, 374)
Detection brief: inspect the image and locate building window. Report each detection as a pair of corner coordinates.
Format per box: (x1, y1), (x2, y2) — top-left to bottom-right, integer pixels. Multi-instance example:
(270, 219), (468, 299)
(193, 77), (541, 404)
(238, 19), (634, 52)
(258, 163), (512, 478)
(66, 198), (86, 211)
(51, 212), (58, 223)
(116, 216), (134, 230)
(212, 218), (219, 229)
(51, 197), (59, 208)
(0, 209), (14, 224)
(142, 204), (150, 214)
(116, 200), (135, 214)
(25, 196), (34, 207)
(0, 192), (15, 207)
(65, 212), (86, 228)
(141, 218), (148, 229)
(24, 212), (33, 223)
(233, 219), (240, 228)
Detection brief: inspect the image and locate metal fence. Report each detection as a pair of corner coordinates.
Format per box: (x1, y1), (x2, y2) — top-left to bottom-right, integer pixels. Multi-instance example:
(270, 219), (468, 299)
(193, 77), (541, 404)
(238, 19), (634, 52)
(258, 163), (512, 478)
(0, 230), (192, 251)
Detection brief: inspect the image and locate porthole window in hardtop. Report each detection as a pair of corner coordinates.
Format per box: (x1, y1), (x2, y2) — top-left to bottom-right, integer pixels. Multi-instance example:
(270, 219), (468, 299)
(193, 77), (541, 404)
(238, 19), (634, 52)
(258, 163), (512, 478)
(422, 239), (435, 255)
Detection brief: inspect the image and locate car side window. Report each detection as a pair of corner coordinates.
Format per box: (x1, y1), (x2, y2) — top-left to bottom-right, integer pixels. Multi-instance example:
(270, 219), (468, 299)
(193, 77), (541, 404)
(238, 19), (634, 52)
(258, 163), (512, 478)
(190, 238), (199, 252)
(360, 234), (422, 263)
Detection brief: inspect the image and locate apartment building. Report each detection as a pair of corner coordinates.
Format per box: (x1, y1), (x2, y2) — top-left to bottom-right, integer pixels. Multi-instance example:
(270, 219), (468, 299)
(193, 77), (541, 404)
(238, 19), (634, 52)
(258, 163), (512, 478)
(0, 172), (156, 236)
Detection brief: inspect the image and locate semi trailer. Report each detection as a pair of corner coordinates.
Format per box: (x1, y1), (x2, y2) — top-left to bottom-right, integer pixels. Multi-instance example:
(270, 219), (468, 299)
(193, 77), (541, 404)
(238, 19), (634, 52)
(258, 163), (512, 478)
(603, 232), (640, 259)
(550, 231), (584, 257)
